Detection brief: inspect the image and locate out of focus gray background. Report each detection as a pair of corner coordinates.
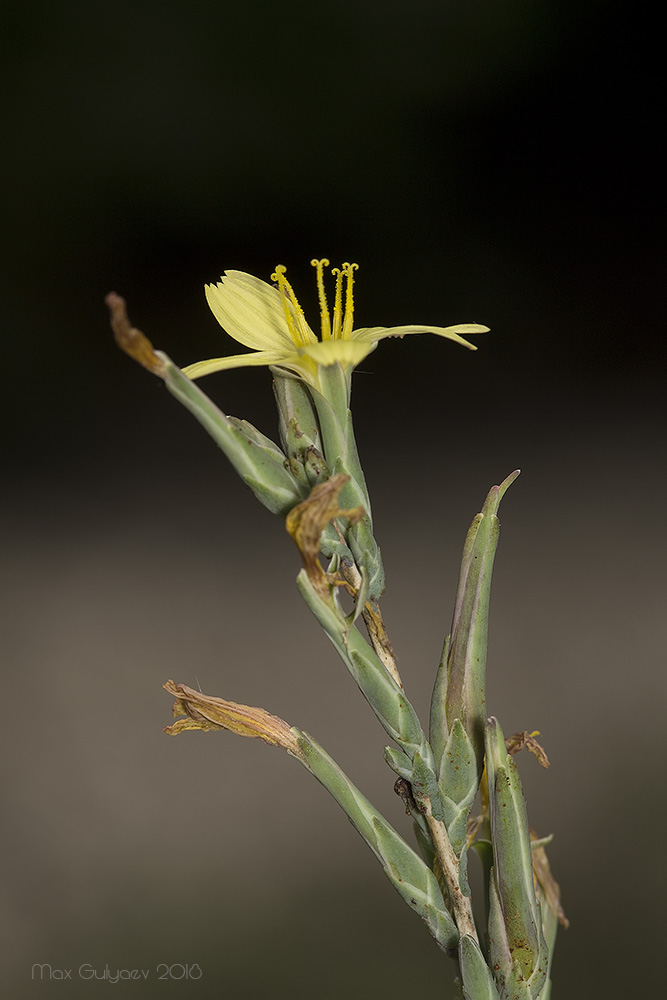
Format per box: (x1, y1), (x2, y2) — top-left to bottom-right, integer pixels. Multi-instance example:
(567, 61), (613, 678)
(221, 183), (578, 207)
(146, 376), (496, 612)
(2, 1), (664, 996)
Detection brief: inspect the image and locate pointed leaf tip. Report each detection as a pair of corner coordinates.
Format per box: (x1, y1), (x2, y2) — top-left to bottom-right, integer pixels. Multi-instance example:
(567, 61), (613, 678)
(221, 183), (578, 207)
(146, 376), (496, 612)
(497, 469), (520, 501)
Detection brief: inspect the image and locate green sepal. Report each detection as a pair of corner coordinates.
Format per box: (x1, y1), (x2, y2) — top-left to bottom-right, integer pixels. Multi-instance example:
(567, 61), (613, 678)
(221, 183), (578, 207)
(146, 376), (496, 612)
(458, 935), (501, 1000)
(440, 719), (478, 803)
(308, 365), (385, 597)
(384, 746), (413, 781)
(310, 367), (369, 508)
(296, 732), (459, 954)
(160, 355), (305, 516)
(310, 362), (353, 438)
(501, 955), (547, 1000)
(439, 719), (480, 855)
(486, 717), (548, 994)
(536, 880), (558, 1000)
(384, 748), (437, 864)
(301, 444), (330, 488)
(488, 875), (547, 998)
(540, 981), (552, 1000)
(319, 523), (357, 565)
(487, 864), (513, 984)
(445, 472), (519, 774)
(346, 561), (370, 626)
(347, 516), (385, 599)
(271, 371), (331, 489)
(285, 444), (329, 490)
(470, 839), (493, 937)
(272, 369), (323, 455)
(410, 749), (445, 822)
(429, 634), (451, 771)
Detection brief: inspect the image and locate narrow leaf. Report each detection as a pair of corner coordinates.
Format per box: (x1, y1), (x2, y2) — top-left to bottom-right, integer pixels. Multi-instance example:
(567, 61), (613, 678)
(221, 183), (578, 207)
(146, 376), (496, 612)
(459, 935), (501, 1000)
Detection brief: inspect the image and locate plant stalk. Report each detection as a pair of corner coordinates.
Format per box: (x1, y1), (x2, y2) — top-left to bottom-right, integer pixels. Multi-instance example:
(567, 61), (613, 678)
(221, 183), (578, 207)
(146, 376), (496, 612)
(424, 808), (478, 944)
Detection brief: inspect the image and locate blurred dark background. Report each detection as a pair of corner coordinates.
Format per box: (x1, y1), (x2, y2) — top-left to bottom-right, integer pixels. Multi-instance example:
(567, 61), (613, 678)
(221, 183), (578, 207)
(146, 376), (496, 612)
(2, 1), (664, 997)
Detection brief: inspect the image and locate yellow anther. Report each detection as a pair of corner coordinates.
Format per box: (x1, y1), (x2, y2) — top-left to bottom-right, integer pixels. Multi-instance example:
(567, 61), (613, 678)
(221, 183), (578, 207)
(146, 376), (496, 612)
(271, 264), (312, 347)
(311, 259), (332, 341)
(331, 266), (343, 339)
(341, 262), (358, 339)
(331, 262), (359, 339)
(331, 267), (344, 340)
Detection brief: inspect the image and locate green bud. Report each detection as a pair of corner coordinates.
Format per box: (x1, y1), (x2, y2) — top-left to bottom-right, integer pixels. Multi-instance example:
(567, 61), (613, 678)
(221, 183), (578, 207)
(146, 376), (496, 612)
(272, 369), (323, 455)
(429, 634), (451, 769)
(384, 746), (413, 781)
(347, 517), (386, 600)
(442, 472), (520, 775)
(438, 719), (479, 855)
(272, 371), (331, 489)
(408, 749), (444, 822)
(485, 717), (548, 998)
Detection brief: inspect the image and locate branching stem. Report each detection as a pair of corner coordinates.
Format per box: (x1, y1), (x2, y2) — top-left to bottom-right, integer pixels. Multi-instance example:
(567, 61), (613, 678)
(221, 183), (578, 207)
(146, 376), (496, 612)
(425, 808), (479, 944)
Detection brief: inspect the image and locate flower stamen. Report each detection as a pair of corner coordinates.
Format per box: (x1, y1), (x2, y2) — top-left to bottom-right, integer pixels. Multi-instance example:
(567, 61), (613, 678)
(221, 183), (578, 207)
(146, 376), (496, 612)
(341, 262), (358, 339)
(331, 266), (344, 340)
(311, 258), (332, 341)
(331, 262), (359, 340)
(271, 264), (312, 348)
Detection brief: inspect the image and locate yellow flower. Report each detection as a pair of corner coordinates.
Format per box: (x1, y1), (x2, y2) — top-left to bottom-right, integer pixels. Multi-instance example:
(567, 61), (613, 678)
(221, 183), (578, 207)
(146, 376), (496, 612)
(184, 260), (489, 390)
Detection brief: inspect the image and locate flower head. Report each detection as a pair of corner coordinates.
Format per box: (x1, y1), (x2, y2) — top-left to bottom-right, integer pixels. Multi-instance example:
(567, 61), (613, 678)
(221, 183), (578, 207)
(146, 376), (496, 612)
(184, 260), (489, 390)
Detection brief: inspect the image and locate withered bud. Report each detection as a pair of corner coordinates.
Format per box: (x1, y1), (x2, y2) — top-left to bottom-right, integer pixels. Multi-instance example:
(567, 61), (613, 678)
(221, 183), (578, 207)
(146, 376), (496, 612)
(163, 680), (302, 756)
(286, 474), (364, 597)
(106, 292), (167, 377)
(530, 826), (569, 928)
(505, 729), (550, 769)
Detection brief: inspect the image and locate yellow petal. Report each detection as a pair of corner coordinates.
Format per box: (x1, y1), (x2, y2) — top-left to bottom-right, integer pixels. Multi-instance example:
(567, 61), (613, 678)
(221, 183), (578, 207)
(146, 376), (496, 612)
(351, 323), (490, 351)
(183, 350), (289, 380)
(205, 271), (299, 352)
